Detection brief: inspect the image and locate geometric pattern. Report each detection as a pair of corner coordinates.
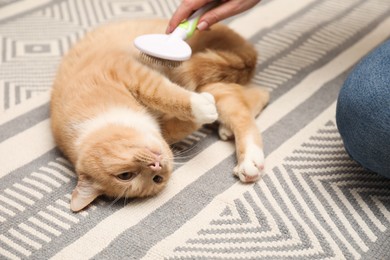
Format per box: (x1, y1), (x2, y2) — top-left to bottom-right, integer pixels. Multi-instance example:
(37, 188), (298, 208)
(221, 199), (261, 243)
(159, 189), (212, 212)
(0, 0), (174, 112)
(167, 121), (390, 259)
(281, 121), (390, 259)
(0, 156), (104, 259)
(252, 0), (390, 96)
(1, 0), (390, 259)
(1, 0), (388, 111)
(0, 158), (72, 258)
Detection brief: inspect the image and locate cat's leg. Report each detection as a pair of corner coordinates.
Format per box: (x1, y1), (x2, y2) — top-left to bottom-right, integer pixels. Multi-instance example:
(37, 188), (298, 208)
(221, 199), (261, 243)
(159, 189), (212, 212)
(160, 116), (198, 144)
(119, 61), (218, 126)
(217, 84), (269, 140)
(242, 84), (270, 118)
(199, 83), (269, 183)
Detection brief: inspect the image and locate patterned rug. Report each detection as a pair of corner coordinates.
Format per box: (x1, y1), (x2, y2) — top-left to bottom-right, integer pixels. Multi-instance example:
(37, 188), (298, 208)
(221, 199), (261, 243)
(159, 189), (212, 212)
(1, 0), (390, 259)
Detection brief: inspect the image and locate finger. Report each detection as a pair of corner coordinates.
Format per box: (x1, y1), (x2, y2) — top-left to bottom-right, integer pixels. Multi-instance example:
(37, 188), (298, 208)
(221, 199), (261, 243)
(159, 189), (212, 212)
(197, 0), (260, 30)
(196, 1), (240, 30)
(166, 0), (211, 33)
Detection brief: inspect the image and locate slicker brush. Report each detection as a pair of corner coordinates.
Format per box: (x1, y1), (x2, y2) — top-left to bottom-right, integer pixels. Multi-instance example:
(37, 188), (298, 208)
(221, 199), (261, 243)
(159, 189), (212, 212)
(134, 1), (218, 67)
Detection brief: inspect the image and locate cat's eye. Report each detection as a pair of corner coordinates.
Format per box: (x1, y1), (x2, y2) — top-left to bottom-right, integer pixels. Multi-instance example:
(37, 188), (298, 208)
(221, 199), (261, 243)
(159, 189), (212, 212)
(153, 175), (163, 184)
(117, 172), (136, 181)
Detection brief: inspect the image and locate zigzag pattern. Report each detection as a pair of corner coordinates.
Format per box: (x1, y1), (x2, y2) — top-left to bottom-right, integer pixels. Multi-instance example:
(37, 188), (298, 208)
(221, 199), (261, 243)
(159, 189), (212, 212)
(167, 121), (390, 259)
(283, 121), (390, 258)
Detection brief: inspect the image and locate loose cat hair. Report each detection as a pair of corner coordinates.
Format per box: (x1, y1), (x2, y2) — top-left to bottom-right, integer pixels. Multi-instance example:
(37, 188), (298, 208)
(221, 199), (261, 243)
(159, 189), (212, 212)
(50, 19), (269, 212)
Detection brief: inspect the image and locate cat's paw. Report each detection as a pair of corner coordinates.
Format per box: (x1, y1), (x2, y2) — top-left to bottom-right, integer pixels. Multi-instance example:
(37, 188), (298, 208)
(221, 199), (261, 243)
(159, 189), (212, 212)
(218, 124), (234, 141)
(234, 143), (265, 183)
(190, 92), (218, 124)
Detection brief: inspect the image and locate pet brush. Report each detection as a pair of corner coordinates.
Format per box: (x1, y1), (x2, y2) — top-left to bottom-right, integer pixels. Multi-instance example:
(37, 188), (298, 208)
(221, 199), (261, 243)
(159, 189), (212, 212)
(134, 1), (218, 67)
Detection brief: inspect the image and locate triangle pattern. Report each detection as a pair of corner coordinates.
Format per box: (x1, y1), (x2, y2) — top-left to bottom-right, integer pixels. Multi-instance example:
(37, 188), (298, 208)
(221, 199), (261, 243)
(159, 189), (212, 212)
(170, 190), (328, 259)
(281, 120), (390, 257)
(168, 121), (390, 259)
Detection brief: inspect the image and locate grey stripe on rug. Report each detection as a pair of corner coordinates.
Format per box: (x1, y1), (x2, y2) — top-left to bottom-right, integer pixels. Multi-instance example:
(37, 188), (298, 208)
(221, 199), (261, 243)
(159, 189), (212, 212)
(0, 0), (389, 259)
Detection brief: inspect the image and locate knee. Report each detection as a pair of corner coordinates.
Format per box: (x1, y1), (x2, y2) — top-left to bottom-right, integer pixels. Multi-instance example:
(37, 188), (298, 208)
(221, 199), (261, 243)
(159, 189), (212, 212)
(336, 42), (390, 178)
(336, 81), (390, 178)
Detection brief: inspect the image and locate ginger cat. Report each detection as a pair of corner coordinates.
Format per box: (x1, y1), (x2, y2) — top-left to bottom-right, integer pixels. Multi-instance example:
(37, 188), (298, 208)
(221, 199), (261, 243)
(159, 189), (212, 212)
(50, 19), (269, 212)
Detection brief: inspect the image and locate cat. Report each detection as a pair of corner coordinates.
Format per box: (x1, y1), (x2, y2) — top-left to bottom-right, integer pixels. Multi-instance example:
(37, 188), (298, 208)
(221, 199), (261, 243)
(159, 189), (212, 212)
(50, 19), (269, 212)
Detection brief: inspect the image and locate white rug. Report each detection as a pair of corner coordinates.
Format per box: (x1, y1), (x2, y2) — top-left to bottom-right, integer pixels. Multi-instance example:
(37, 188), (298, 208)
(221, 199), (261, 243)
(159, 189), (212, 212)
(1, 0), (390, 259)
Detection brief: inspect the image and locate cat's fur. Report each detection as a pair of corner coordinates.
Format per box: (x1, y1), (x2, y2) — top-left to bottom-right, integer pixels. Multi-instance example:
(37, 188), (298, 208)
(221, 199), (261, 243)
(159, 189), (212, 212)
(50, 19), (269, 212)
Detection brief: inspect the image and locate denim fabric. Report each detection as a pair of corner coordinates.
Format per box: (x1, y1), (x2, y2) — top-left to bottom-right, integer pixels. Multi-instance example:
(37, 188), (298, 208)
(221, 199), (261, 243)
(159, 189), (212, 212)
(336, 40), (390, 178)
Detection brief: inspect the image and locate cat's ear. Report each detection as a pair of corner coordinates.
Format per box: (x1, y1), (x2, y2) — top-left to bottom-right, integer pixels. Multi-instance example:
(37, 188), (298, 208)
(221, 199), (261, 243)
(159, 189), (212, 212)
(71, 175), (101, 212)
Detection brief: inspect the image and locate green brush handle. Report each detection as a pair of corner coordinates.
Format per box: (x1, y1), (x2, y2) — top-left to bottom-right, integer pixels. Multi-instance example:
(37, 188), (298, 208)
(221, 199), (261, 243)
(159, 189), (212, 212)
(177, 18), (200, 39)
(172, 1), (219, 40)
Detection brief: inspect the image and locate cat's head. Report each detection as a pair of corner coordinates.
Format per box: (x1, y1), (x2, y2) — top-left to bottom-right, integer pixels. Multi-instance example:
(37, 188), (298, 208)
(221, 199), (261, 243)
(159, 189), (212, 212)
(71, 124), (173, 212)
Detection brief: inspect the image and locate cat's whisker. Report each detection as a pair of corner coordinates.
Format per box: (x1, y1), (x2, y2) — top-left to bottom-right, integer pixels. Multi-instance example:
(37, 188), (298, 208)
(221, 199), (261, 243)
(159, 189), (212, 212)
(108, 196), (122, 209)
(163, 155), (199, 164)
(171, 152), (199, 159)
(171, 161), (188, 165)
(107, 186), (129, 209)
(123, 190), (130, 208)
(168, 150), (204, 160)
(172, 154), (200, 160)
(163, 157), (187, 165)
(159, 158), (187, 168)
(171, 142), (201, 156)
(173, 147), (198, 156)
(171, 143), (206, 159)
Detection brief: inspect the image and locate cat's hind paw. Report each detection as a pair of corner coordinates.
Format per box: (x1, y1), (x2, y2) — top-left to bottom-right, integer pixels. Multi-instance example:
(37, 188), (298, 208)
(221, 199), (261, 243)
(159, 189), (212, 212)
(218, 124), (234, 141)
(234, 144), (265, 183)
(191, 92), (218, 125)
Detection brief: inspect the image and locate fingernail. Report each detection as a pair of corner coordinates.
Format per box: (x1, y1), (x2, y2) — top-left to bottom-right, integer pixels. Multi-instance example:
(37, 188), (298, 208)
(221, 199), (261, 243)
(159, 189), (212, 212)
(197, 21), (208, 31)
(166, 25), (172, 34)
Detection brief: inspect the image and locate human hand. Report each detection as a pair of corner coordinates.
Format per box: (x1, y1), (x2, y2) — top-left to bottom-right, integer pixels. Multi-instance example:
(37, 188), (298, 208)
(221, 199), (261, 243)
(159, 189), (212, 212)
(166, 0), (261, 34)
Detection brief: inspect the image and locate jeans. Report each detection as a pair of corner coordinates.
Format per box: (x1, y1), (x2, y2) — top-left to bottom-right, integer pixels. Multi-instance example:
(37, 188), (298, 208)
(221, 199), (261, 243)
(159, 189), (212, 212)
(336, 39), (390, 178)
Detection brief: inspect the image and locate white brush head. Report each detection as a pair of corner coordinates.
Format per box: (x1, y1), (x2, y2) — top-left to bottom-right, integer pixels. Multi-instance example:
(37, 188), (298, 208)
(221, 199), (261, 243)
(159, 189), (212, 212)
(134, 33), (192, 62)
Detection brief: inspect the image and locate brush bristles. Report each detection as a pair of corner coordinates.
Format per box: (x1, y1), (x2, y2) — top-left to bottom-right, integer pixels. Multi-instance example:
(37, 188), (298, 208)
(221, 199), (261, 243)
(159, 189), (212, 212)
(139, 53), (182, 68)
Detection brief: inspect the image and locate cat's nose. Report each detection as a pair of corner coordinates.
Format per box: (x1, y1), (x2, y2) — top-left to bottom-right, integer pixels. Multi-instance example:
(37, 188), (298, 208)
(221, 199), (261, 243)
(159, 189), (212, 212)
(149, 161), (162, 171)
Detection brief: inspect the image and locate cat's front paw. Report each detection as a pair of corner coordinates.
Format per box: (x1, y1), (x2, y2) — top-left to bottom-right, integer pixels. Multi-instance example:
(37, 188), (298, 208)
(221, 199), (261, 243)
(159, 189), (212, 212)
(190, 92), (218, 124)
(234, 144), (265, 183)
